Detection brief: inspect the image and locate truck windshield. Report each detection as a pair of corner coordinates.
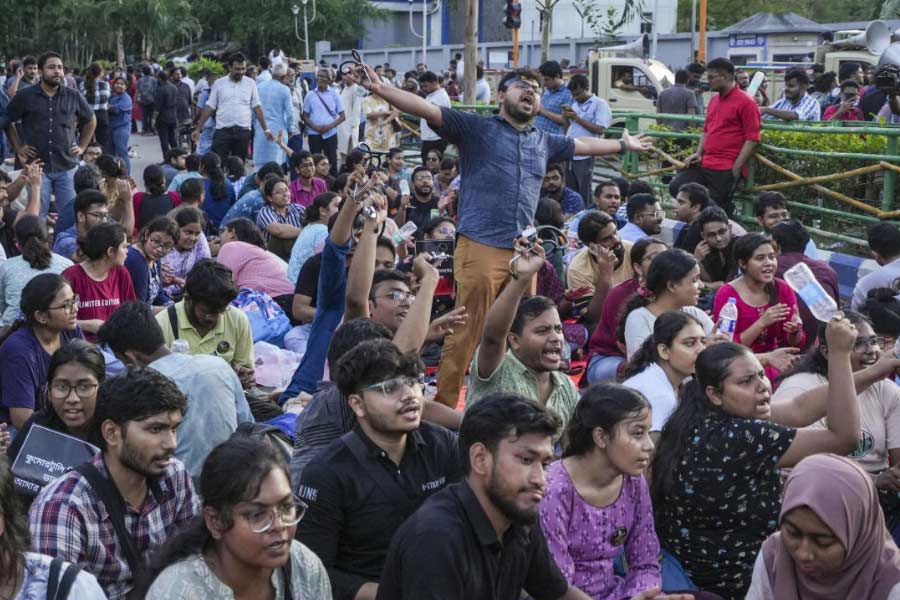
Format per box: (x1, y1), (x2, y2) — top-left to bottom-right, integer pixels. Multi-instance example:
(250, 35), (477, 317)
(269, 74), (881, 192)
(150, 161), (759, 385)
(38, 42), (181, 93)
(647, 63), (673, 89)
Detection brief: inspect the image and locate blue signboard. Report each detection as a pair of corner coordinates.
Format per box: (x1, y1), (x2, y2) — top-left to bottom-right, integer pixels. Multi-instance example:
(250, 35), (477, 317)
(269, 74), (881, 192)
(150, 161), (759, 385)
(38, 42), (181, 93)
(729, 34), (767, 48)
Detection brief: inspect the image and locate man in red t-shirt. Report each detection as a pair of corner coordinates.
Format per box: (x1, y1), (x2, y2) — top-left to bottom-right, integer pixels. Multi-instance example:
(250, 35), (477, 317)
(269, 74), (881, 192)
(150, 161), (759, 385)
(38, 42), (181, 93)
(669, 57), (761, 218)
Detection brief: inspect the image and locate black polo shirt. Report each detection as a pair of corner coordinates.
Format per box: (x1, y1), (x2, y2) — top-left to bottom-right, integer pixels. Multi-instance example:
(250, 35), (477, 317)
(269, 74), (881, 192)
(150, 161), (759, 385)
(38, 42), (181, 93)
(376, 480), (569, 600)
(297, 421), (461, 600)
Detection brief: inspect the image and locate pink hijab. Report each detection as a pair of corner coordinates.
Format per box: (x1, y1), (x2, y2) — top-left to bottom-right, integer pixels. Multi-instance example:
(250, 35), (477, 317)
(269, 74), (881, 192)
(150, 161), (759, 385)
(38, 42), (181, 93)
(761, 454), (900, 599)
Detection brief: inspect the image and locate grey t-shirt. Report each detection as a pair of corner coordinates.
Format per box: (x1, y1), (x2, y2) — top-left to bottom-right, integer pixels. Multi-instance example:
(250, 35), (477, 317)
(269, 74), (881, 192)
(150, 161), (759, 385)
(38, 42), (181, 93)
(657, 85), (700, 131)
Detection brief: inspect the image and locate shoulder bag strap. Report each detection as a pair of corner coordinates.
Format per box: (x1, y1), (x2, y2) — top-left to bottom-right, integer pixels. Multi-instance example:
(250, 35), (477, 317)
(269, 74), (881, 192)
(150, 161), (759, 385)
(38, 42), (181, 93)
(313, 91), (337, 119)
(52, 562), (83, 600)
(281, 551), (294, 600)
(167, 304), (179, 340)
(47, 557), (63, 600)
(74, 464), (143, 576)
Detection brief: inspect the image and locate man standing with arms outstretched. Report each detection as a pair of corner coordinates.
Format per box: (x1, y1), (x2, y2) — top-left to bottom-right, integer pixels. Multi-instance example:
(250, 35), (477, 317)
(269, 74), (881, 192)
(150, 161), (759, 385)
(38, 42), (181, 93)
(346, 62), (651, 408)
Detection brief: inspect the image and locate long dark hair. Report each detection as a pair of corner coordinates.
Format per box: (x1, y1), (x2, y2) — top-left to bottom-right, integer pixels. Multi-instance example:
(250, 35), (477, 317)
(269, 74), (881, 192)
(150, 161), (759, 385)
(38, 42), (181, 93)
(650, 342), (750, 507)
(224, 218), (267, 250)
(41, 340), (106, 436)
(860, 287), (900, 339)
(621, 310), (702, 380)
(83, 62), (102, 104)
(303, 192), (339, 225)
(0, 456), (30, 592)
(143, 164), (167, 196)
(138, 437), (289, 594)
(15, 214), (51, 270)
(77, 222), (126, 262)
(563, 383), (650, 458)
(16, 273), (69, 332)
(200, 152), (228, 200)
(777, 310), (870, 382)
(734, 233), (778, 305)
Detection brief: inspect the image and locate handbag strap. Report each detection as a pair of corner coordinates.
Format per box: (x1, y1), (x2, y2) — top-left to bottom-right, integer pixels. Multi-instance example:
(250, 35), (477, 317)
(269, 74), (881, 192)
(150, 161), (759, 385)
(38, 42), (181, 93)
(314, 90), (337, 119)
(47, 557), (82, 600)
(167, 304), (180, 340)
(281, 551), (294, 600)
(74, 464), (143, 577)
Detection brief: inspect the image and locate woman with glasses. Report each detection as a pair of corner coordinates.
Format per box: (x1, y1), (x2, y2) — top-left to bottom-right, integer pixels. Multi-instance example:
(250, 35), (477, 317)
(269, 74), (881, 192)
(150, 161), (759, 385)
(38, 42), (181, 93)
(256, 175), (303, 261)
(125, 216), (178, 308)
(5, 340), (104, 504)
(0, 274), (83, 435)
(0, 215), (73, 329)
(143, 436), (331, 599)
(775, 310), (900, 532)
(423, 148), (442, 174)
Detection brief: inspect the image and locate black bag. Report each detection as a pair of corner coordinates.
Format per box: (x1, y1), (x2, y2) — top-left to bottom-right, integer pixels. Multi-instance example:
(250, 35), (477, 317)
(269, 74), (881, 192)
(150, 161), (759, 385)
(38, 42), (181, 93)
(47, 557), (82, 600)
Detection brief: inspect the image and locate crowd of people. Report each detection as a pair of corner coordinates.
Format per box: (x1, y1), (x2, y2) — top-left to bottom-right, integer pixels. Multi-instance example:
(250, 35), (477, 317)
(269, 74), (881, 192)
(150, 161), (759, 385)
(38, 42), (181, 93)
(0, 44), (899, 600)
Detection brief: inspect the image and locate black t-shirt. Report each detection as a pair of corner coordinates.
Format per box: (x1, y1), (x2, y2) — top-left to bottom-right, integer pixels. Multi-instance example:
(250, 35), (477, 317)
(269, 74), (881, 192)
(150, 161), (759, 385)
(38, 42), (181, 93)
(297, 422), (462, 600)
(376, 480), (569, 600)
(138, 192), (177, 230)
(0, 206), (18, 259)
(674, 220), (702, 254)
(404, 197), (439, 240)
(294, 252), (321, 309)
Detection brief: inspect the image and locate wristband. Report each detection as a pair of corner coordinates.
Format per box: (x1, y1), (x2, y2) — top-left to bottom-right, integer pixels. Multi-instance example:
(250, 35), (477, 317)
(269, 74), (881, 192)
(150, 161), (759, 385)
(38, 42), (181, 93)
(618, 139), (626, 153)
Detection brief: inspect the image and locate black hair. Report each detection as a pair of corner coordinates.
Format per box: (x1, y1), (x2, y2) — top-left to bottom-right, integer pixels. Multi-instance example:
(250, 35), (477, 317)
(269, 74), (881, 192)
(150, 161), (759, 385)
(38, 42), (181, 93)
(476, 65), (484, 79)
(83, 63), (102, 104)
(77, 222), (126, 261)
(23, 56), (38, 68)
(418, 71), (439, 85)
(621, 310), (703, 379)
(674, 69), (688, 85)
(510, 296), (558, 336)
(868, 222), (900, 260)
(18, 273), (69, 330)
(223, 155), (245, 181)
(370, 269), (411, 299)
(0, 455), (30, 588)
(593, 179), (620, 198)
(770, 220), (810, 254)
(15, 214), (51, 270)
(289, 150), (314, 171)
(262, 174), (289, 202)
(535, 196), (564, 230)
(813, 71), (837, 94)
(259, 56), (271, 69)
(229, 52), (247, 66)
(650, 342), (750, 506)
(697, 206), (729, 232)
(179, 177), (203, 201)
(326, 318), (393, 367)
(459, 393), (561, 475)
(224, 218), (267, 249)
(498, 68), (541, 92)
(686, 62), (707, 75)
(545, 163), (564, 178)
(610, 177), (630, 197)
(165, 147), (187, 165)
(577, 210), (615, 244)
(753, 191), (787, 218)
(778, 311), (870, 383)
(74, 189), (108, 216)
(184, 153), (201, 172)
(98, 301), (166, 357)
(143, 163), (167, 196)
(538, 60), (563, 79)
(173, 206), (203, 230)
(376, 236), (397, 258)
(140, 436), (289, 595)
(424, 216), (456, 237)
(48, 338), (106, 387)
(331, 173), (351, 194)
(860, 288), (900, 338)
(630, 237), (668, 270)
(563, 384), (651, 457)
(157, 71), (169, 84)
(840, 79), (861, 91)
(342, 149), (369, 174)
(331, 338), (423, 397)
(627, 180), (654, 199)
(567, 74), (589, 91)
(785, 67), (809, 86)
(92, 367), (187, 451)
(184, 259), (238, 309)
(733, 233), (778, 304)
(138, 216), (179, 247)
(838, 61), (861, 81)
(439, 157), (457, 172)
(704, 58), (733, 75)
(200, 152), (228, 200)
(677, 182), (711, 210)
(626, 193), (657, 222)
(304, 192), (339, 225)
(256, 162), (286, 181)
(37, 52), (61, 70)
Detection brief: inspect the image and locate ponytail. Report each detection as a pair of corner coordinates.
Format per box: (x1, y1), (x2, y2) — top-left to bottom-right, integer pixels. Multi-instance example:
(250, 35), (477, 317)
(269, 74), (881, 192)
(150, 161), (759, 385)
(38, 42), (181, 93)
(621, 311), (702, 380)
(201, 153), (228, 201)
(15, 215), (51, 270)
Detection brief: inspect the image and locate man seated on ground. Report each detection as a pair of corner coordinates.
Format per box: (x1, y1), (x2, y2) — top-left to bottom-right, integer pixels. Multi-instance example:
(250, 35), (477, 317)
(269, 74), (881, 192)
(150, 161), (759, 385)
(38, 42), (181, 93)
(29, 367), (199, 600)
(467, 240), (578, 428)
(753, 191), (817, 258)
(567, 210), (634, 322)
(52, 189), (109, 262)
(217, 161), (285, 231)
(155, 259), (255, 387)
(297, 339), (461, 600)
(161, 147), (187, 187)
(395, 166), (440, 238)
(98, 301), (253, 482)
(165, 152), (202, 193)
(619, 193), (663, 243)
(377, 393), (592, 600)
(672, 182), (713, 253)
(772, 220), (839, 349)
(567, 180), (623, 243)
(694, 206), (739, 298)
(852, 221), (900, 310)
(540, 163), (584, 218)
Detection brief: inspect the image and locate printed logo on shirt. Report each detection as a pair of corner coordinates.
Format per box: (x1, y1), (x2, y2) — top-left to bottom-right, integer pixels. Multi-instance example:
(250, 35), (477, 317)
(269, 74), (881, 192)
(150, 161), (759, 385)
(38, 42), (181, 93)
(850, 429), (874, 458)
(421, 477), (446, 492)
(79, 299), (122, 309)
(216, 341), (231, 355)
(297, 484), (319, 502)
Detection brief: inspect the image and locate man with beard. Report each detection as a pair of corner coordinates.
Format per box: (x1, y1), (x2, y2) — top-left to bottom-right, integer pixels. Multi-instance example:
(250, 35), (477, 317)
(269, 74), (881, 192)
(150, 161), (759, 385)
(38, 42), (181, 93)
(695, 206), (739, 297)
(376, 393), (594, 599)
(29, 367), (200, 600)
(620, 193), (663, 243)
(735, 69), (750, 91)
(5, 51), (96, 233)
(192, 52), (274, 161)
(398, 166), (440, 237)
(567, 211), (634, 322)
(673, 182), (713, 254)
(541, 163), (584, 217)
(466, 241), (578, 427)
(344, 61), (651, 409)
(567, 180), (624, 245)
(297, 339), (461, 600)
(761, 68), (821, 122)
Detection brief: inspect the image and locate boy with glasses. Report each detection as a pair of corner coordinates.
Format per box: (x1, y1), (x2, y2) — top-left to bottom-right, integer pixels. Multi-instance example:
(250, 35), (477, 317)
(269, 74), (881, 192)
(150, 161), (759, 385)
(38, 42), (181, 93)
(51, 189), (109, 262)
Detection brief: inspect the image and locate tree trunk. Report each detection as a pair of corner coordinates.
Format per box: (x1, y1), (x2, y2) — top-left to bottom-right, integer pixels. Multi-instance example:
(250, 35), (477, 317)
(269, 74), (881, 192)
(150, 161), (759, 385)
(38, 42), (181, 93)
(463, 0), (478, 104)
(116, 27), (125, 67)
(541, 6), (552, 64)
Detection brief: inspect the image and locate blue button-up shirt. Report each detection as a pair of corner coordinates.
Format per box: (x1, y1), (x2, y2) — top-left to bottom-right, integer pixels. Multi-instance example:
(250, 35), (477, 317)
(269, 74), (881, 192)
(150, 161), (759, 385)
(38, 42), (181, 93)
(436, 107), (574, 249)
(534, 85), (573, 134)
(302, 88), (344, 140)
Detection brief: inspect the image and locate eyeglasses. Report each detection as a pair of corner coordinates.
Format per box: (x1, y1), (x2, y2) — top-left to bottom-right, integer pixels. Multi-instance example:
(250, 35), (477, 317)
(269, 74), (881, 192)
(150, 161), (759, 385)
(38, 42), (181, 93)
(704, 227), (730, 240)
(363, 375), (426, 397)
(639, 210), (666, 220)
(237, 496), (308, 533)
(853, 336), (885, 352)
(147, 238), (174, 251)
(86, 211), (109, 221)
(49, 380), (98, 399)
(373, 290), (415, 303)
(509, 80), (541, 93)
(48, 295), (79, 313)
(436, 226), (455, 236)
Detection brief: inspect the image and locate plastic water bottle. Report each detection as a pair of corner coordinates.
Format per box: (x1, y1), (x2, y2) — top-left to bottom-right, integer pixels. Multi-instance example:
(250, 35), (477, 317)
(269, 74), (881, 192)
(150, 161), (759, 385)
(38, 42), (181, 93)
(718, 297), (738, 334)
(170, 339), (191, 354)
(392, 221), (418, 245)
(784, 262), (838, 322)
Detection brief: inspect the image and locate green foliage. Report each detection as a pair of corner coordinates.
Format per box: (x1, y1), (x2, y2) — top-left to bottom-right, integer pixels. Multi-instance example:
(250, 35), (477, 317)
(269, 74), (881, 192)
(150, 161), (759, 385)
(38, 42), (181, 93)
(187, 57), (224, 80)
(675, 0), (882, 32)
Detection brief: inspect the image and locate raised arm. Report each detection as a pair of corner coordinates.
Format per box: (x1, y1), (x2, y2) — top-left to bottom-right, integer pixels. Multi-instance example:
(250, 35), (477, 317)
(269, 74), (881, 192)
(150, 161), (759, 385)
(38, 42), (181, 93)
(346, 62), (443, 130)
(393, 253), (439, 353)
(344, 193), (386, 320)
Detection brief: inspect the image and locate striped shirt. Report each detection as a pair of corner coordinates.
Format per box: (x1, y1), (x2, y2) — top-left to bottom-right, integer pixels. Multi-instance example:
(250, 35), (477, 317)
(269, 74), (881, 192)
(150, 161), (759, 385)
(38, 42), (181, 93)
(29, 453), (200, 600)
(80, 79), (111, 111)
(256, 204), (304, 242)
(764, 93), (821, 121)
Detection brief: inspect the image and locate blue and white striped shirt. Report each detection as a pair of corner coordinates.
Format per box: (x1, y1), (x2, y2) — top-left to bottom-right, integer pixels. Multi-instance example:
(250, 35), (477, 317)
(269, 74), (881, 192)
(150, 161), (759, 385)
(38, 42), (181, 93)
(764, 93), (821, 121)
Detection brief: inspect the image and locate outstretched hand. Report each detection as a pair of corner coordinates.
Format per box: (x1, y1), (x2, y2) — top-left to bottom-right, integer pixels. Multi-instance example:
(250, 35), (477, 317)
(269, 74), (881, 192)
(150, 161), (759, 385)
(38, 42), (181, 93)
(621, 128), (653, 152)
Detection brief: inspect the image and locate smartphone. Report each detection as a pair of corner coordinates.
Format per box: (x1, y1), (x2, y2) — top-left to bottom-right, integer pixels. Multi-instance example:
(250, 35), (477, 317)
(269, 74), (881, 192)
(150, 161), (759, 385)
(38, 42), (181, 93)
(399, 179), (410, 196)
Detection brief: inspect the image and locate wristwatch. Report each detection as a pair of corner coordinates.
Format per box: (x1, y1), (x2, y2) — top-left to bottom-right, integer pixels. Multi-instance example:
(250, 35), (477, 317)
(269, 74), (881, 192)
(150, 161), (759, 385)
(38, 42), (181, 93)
(618, 139), (626, 153)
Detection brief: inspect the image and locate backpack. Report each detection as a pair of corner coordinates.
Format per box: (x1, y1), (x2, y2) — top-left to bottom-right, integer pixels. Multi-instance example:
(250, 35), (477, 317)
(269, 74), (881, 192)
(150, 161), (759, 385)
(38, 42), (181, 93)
(46, 557), (82, 600)
(138, 76), (157, 104)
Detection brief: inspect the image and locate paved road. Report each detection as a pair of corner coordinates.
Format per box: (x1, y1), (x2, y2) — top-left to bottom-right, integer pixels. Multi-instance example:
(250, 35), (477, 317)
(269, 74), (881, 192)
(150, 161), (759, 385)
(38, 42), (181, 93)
(127, 132), (166, 192)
